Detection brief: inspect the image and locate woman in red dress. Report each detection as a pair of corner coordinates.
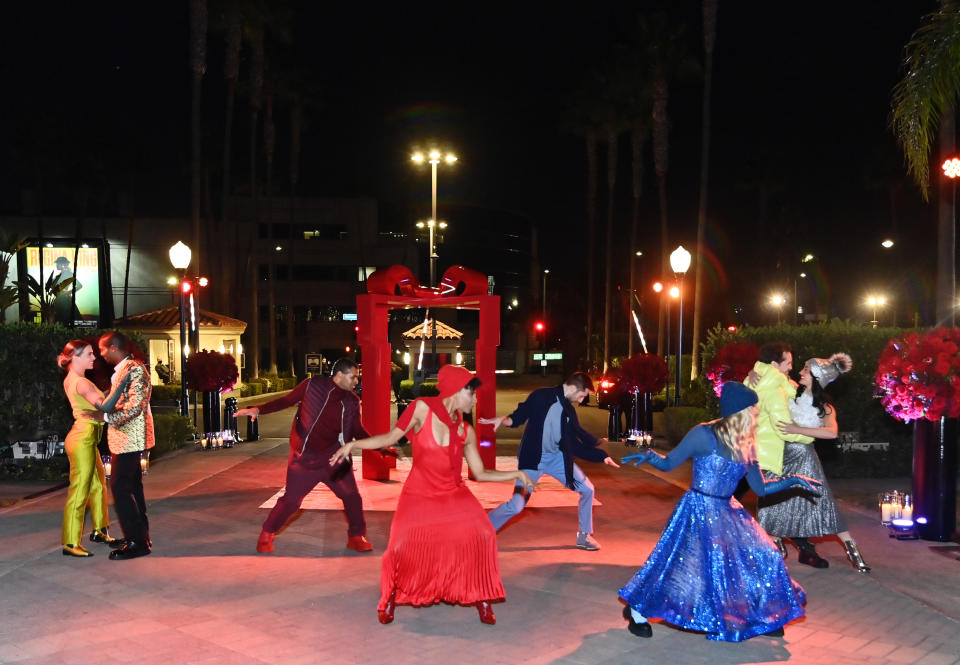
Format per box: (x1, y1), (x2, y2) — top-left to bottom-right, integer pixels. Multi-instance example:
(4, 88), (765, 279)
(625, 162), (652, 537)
(330, 365), (532, 625)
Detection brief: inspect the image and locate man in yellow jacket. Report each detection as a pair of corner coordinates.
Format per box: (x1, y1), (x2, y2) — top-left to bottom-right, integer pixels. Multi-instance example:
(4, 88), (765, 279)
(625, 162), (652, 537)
(747, 343), (813, 477)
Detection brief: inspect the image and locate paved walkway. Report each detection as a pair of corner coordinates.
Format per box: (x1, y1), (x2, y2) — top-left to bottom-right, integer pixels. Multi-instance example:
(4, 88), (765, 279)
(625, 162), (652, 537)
(1, 392), (959, 665)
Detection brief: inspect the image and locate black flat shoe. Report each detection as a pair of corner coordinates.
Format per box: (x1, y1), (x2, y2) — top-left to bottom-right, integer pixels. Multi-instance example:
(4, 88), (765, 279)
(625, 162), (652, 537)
(89, 530), (125, 548)
(62, 544), (94, 557)
(765, 626), (785, 637)
(622, 605), (652, 638)
(109, 541), (151, 560)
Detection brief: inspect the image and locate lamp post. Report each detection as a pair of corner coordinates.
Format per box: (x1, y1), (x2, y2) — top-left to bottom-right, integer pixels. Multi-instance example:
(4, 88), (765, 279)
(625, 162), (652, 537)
(770, 293), (785, 324)
(412, 150), (457, 286)
(867, 295), (887, 328)
(169, 241), (191, 417)
(542, 268), (549, 319)
(670, 246), (691, 407)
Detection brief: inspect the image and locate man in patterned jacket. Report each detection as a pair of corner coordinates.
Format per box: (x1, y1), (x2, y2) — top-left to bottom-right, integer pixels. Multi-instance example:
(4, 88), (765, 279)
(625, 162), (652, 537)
(99, 331), (155, 560)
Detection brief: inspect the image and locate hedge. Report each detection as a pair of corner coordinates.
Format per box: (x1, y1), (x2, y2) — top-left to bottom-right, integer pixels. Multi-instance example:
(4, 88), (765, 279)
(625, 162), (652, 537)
(0, 323), (145, 446)
(152, 412), (196, 458)
(399, 380), (439, 400)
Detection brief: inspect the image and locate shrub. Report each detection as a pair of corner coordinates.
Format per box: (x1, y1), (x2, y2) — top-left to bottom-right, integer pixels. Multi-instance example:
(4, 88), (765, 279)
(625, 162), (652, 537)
(151, 384), (181, 402)
(152, 412), (196, 459)
(248, 382), (263, 396)
(399, 380), (439, 400)
(664, 406), (712, 445)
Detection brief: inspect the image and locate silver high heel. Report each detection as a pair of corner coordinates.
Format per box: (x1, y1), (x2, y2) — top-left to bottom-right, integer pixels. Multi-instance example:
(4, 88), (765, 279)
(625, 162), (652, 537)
(843, 540), (871, 573)
(774, 537), (787, 559)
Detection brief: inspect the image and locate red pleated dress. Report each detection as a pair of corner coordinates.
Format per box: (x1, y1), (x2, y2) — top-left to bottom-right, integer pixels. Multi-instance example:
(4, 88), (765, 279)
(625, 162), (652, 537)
(378, 398), (505, 610)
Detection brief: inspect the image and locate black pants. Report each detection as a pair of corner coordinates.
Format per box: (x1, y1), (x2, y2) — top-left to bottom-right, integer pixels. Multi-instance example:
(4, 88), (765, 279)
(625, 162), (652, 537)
(111, 451), (149, 543)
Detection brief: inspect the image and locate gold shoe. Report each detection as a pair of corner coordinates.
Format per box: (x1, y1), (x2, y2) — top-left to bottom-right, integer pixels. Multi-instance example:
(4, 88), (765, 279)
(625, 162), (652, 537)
(843, 540), (871, 573)
(62, 544), (94, 557)
(90, 529), (124, 548)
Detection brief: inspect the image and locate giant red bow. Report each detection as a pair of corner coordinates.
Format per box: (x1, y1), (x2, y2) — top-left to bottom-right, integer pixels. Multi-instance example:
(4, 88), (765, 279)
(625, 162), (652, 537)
(367, 264), (488, 298)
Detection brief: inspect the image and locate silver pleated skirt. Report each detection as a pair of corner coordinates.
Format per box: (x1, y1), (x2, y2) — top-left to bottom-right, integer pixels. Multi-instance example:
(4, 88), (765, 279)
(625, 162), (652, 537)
(757, 442), (845, 538)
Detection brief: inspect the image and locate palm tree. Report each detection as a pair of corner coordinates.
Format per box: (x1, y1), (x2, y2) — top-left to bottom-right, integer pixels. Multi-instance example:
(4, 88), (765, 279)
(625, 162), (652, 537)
(628, 120), (647, 357)
(189, 0), (208, 287)
(690, 0), (718, 380)
(14, 273), (74, 325)
(585, 128), (599, 368)
(264, 86), (278, 375)
(247, 28), (264, 379)
(0, 231), (28, 324)
(287, 93), (301, 377)
(218, 5), (242, 314)
(891, 0), (960, 326)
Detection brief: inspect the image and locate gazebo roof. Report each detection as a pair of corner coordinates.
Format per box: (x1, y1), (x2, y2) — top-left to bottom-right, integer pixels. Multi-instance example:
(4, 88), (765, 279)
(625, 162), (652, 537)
(400, 319), (463, 340)
(113, 306), (247, 331)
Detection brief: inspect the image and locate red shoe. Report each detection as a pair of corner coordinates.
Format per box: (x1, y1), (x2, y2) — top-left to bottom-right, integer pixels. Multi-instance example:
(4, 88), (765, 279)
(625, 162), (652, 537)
(477, 600), (496, 625)
(256, 530), (274, 553)
(346, 535), (374, 552)
(378, 590), (396, 624)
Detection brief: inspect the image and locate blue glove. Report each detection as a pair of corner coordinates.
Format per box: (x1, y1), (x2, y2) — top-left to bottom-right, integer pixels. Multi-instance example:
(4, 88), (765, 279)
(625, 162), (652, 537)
(764, 474), (822, 497)
(621, 451), (655, 467)
(97, 373), (132, 413)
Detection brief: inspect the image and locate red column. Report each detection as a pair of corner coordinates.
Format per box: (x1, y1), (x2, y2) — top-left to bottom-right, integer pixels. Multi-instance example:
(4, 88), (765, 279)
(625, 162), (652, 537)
(357, 294), (393, 480)
(474, 294), (500, 469)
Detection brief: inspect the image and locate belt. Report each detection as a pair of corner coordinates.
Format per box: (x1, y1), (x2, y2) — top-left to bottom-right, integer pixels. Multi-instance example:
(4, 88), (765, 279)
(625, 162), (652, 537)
(690, 487), (729, 500)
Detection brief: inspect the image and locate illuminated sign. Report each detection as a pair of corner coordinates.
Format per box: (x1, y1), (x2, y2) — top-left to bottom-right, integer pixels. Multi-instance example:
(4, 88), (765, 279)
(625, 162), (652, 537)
(23, 244), (101, 327)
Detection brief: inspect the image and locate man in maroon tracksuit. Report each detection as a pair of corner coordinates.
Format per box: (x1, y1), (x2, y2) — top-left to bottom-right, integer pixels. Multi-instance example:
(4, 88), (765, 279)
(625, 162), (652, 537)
(237, 358), (374, 553)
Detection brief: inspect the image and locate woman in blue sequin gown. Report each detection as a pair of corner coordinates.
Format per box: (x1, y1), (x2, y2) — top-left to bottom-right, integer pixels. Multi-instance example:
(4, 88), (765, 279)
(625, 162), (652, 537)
(618, 383), (821, 642)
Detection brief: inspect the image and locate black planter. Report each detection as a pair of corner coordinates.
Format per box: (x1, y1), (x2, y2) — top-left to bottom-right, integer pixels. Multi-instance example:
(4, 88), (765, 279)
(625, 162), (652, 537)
(912, 416), (958, 542)
(202, 391), (222, 434)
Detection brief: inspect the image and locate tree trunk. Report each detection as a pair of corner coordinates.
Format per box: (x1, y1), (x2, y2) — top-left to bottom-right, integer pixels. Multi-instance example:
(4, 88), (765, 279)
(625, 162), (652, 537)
(937, 110), (956, 326)
(189, 0), (207, 290)
(247, 31), (264, 380)
(287, 96), (301, 378)
(603, 127), (618, 374)
(585, 130), (598, 369)
(653, 69), (670, 357)
(265, 92), (278, 375)
(691, 0), (717, 380)
(628, 123), (645, 357)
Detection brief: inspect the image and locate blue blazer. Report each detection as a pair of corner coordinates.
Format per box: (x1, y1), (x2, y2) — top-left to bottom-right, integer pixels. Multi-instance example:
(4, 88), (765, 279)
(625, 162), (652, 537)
(508, 385), (608, 488)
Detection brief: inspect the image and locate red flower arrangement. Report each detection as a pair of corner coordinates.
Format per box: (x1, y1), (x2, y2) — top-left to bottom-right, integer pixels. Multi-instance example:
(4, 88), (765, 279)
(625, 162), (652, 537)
(875, 327), (960, 423)
(620, 353), (669, 394)
(186, 350), (239, 394)
(705, 341), (759, 397)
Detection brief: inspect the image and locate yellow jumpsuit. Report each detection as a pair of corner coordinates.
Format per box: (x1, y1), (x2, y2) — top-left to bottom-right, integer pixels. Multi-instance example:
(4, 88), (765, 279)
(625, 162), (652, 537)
(62, 373), (110, 546)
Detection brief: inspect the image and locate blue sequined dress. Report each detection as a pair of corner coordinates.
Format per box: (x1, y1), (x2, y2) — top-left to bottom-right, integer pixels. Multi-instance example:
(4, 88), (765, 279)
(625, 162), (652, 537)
(619, 427), (806, 642)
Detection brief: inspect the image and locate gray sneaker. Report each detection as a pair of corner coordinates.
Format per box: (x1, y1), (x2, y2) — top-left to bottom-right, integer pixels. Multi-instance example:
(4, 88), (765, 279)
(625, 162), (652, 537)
(576, 531), (600, 551)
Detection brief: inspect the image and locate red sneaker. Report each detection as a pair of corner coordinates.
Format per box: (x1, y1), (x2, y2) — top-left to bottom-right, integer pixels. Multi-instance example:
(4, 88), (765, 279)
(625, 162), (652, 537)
(256, 530), (274, 553)
(346, 535), (374, 552)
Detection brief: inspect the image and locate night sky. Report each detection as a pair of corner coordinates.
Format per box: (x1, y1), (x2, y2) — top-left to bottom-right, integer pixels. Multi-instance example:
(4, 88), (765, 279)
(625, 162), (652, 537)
(0, 1), (945, 333)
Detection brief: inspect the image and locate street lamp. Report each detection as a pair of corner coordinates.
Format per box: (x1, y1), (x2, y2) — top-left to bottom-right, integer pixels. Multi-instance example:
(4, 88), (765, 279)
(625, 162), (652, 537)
(867, 294), (887, 328)
(770, 293), (786, 324)
(412, 149), (457, 286)
(169, 241), (191, 417)
(542, 268), (549, 319)
(670, 245), (691, 406)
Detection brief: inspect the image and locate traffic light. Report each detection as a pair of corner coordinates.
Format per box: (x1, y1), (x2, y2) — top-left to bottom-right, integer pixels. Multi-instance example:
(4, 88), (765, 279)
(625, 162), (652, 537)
(180, 280), (192, 294)
(534, 321), (545, 333)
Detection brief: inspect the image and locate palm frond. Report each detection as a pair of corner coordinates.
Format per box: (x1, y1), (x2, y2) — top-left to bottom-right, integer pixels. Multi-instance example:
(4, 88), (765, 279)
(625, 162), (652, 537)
(891, 1), (960, 199)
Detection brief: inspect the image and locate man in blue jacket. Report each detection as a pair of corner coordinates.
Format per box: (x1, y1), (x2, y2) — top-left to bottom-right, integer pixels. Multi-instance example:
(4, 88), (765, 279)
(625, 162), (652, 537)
(481, 372), (619, 550)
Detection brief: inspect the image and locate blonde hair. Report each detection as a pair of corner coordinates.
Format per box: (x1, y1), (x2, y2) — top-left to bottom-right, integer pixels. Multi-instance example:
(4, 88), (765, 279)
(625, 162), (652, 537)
(711, 409), (757, 463)
(57, 339), (91, 371)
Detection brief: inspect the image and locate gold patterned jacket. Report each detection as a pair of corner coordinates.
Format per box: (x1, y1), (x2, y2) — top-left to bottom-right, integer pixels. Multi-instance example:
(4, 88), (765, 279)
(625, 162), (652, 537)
(107, 360), (155, 454)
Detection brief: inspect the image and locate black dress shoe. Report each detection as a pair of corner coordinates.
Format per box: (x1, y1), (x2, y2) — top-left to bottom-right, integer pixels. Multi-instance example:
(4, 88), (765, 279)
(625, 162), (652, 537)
(109, 541), (151, 560)
(765, 626), (785, 637)
(797, 549), (829, 569)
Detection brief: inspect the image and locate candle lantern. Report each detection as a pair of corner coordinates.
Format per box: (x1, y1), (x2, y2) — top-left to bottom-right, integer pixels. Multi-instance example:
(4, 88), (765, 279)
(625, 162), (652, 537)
(102, 454), (112, 479)
(878, 492), (897, 525)
(140, 451), (150, 474)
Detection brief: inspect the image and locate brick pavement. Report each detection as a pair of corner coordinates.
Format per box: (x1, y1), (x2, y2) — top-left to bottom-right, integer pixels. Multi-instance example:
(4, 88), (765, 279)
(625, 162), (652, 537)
(1, 394), (959, 665)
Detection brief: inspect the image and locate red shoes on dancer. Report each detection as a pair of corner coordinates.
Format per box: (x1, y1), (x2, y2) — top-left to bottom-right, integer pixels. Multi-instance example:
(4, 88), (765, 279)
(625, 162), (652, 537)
(377, 591), (496, 625)
(379, 590), (397, 624)
(256, 530), (274, 553)
(346, 535), (374, 552)
(476, 600), (496, 625)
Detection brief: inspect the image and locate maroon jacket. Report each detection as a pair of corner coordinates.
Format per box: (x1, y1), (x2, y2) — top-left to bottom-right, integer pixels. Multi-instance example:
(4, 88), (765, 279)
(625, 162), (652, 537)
(257, 376), (369, 456)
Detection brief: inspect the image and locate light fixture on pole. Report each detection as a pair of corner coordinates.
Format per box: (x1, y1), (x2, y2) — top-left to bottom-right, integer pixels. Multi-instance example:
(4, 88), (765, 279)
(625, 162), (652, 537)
(670, 246), (691, 407)
(412, 149), (457, 286)
(169, 241), (192, 417)
(867, 294), (887, 328)
(542, 268), (549, 319)
(770, 293), (786, 324)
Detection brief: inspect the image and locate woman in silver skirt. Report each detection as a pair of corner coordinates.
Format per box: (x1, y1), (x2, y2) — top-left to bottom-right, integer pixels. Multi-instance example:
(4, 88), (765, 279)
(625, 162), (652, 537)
(758, 353), (870, 573)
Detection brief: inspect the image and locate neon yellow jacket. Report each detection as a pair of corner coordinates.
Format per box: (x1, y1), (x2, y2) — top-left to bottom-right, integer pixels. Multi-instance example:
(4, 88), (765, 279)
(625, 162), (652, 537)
(745, 361), (813, 475)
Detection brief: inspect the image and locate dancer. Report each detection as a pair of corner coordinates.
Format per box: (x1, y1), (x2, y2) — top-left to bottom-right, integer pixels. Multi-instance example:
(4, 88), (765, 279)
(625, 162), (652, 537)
(99, 332), (155, 560)
(238, 358), (375, 553)
(481, 372), (619, 550)
(618, 383), (821, 642)
(58, 340), (130, 557)
(761, 353), (870, 572)
(329, 365), (533, 625)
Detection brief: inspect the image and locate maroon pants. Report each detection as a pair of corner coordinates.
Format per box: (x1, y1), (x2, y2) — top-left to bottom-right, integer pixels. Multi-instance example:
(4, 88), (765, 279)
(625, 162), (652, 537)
(262, 451), (366, 537)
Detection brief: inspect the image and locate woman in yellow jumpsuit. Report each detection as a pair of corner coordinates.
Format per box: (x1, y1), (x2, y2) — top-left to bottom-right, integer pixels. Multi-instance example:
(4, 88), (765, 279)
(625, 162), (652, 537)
(58, 339), (130, 557)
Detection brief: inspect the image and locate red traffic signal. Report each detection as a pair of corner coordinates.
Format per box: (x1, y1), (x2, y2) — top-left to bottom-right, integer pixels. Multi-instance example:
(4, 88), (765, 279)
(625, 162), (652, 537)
(534, 321), (545, 333)
(180, 280), (192, 294)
